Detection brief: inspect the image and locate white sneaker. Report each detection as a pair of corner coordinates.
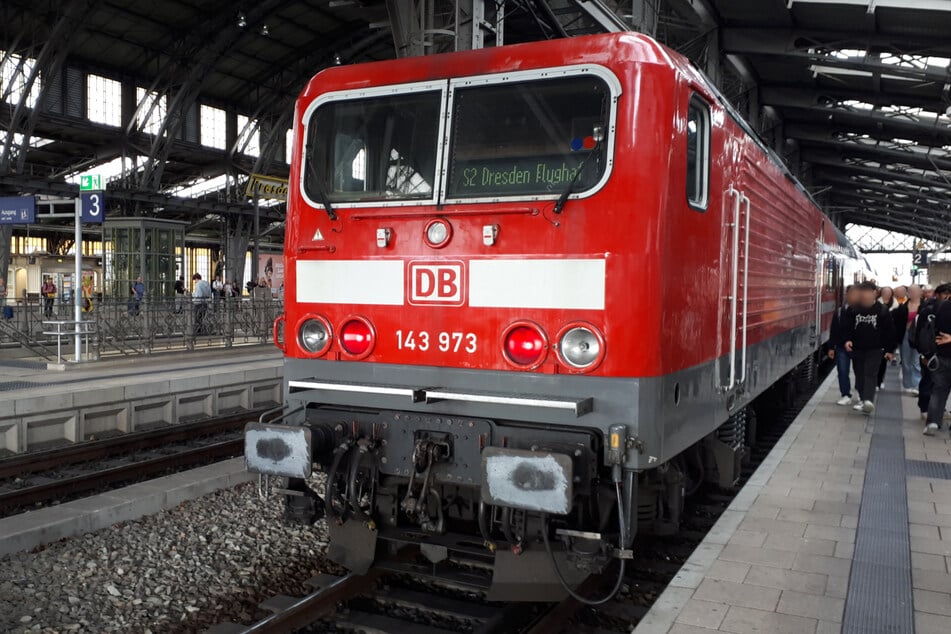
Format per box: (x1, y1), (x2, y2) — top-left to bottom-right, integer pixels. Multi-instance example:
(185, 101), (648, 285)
(924, 423), (938, 436)
(904, 388), (919, 396)
(837, 395), (853, 406)
(853, 403), (865, 412)
(862, 401), (875, 414)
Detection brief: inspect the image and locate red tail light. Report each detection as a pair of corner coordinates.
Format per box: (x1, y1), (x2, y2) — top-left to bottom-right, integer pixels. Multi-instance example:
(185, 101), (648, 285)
(339, 317), (375, 358)
(503, 323), (547, 367)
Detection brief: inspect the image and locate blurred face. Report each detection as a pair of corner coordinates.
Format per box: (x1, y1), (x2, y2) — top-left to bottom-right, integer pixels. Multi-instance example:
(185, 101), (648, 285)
(880, 287), (893, 303)
(860, 288), (877, 307)
(846, 287), (860, 305)
(909, 285), (922, 302)
(895, 286), (907, 300)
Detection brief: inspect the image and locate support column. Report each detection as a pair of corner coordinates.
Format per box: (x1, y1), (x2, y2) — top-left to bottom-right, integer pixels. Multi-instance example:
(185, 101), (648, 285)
(0, 225), (11, 305)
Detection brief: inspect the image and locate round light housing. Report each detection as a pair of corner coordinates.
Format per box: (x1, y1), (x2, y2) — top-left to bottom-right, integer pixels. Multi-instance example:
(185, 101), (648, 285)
(503, 324), (547, 367)
(559, 326), (601, 369)
(298, 317), (331, 355)
(424, 219), (451, 248)
(339, 317), (375, 358)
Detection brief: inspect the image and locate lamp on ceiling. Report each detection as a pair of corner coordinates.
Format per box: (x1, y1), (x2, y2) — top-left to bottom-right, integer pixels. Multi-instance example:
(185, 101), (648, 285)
(237, 12), (247, 28)
(260, 25), (269, 36)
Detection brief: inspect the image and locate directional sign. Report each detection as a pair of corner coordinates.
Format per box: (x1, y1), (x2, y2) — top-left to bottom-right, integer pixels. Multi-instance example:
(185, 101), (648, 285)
(80, 191), (105, 224)
(79, 174), (102, 191)
(0, 196), (36, 225)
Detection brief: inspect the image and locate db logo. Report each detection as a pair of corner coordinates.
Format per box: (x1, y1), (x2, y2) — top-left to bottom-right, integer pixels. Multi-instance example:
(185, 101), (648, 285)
(408, 261), (466, 306)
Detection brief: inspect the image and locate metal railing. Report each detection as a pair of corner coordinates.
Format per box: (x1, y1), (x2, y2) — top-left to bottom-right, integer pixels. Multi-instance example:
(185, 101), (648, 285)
(1, 296), (283, 358)
(41, 320), (96, 364)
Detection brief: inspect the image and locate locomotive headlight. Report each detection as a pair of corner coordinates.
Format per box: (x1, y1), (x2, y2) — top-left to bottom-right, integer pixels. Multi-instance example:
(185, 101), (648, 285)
(298, 318), (331, 355)
(424, 218), (451, 248)
(558, 325), (603, 370)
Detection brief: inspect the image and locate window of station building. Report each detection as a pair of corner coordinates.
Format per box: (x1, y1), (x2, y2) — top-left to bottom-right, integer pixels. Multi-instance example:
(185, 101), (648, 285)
(200, 105), (227, 149)
(0, 51), (42, 108)
(135, 87), (167, 136)
(87, 74), (123, 127)
(237, 114), (260, 157)
(686, 97), (711, 210)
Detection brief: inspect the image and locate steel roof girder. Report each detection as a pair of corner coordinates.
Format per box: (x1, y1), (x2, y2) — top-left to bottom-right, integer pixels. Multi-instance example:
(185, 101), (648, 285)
(803, 151), (951, 190)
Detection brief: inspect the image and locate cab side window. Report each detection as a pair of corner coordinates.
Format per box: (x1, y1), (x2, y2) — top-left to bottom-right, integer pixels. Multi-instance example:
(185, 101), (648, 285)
(686, 97), (711, 210)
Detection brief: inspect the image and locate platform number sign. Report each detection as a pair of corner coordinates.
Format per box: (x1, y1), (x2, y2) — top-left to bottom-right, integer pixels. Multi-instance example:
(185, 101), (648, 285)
(80, 191), (105, 224)
(912, 251), (929, 268)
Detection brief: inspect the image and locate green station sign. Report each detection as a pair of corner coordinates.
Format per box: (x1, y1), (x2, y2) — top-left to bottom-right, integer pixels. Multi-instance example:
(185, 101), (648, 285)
(79, 174), (103, 191)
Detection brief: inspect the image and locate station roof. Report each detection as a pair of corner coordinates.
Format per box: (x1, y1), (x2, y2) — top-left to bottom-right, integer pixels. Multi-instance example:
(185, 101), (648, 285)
(2, 0), (950, 244)
(700, 0), (951, 242)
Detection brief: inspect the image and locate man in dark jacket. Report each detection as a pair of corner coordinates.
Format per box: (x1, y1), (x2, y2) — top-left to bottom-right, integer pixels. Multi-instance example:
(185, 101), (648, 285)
(922, 283), (951, 435)
(914, 283), (951, 429)
(828, 285), (858, 405)
(845, 281), (896, 414)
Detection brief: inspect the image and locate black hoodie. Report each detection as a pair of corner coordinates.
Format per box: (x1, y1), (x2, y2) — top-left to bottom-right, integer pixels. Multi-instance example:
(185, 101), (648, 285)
(844, 302), (896, 353)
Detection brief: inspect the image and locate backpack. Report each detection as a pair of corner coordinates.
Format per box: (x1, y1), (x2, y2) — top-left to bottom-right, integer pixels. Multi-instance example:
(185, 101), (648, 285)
(913, 311), (939, 357)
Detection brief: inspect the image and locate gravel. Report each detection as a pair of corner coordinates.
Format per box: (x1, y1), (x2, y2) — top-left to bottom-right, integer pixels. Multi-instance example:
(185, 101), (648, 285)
(0, 481), (340, 633)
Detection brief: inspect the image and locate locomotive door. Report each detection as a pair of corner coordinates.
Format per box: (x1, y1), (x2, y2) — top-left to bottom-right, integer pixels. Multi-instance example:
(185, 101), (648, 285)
(717, 184), (751, 393)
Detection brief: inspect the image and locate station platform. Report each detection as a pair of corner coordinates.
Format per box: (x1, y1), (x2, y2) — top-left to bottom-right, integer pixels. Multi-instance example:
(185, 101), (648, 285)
(0, 346), (283, 454)
(635, 373), (951, 634)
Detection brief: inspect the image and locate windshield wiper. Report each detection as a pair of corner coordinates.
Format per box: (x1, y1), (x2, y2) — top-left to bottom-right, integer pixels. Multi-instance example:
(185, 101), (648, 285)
(553, 128), (603, 215)
(553, 154), (592, 215)
(306, 143), (338, 221)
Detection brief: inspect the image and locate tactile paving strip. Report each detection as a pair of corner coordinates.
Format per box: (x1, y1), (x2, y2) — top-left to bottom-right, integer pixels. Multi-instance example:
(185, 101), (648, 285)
(0, 381), (45, 392)
(841, 385), (914, 634)
(906, 458), (951, 480)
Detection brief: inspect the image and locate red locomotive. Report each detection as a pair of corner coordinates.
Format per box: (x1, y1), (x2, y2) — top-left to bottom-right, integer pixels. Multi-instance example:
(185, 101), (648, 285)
(246, 32), (868, 601)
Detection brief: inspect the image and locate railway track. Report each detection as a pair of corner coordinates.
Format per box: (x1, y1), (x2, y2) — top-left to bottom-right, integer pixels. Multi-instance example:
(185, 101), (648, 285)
(0, 410), (264, 515)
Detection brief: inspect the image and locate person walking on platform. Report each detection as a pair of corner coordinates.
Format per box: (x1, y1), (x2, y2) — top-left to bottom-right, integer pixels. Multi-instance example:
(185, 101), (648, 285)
(917, 283), (951, 436)
(192, 273), (212, 335)
(914, 284), (950, 424)
(128, 276), (145, 316)
(829, 285), (858, 405)
(845, 281), (896, 414)
(895, 284), (923, 396)
(875, 286), (899, 388)
(41, 277), (56, 319)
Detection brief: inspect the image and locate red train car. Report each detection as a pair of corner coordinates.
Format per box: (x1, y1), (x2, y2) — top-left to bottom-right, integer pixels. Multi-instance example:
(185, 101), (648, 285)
(246, 32), (865, 600)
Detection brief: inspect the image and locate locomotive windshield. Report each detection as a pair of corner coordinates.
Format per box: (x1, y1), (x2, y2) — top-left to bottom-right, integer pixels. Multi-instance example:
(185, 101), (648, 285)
(446, 75), (611, 199)
(304, 90), (442, 203)
(301, 71), (614, 207)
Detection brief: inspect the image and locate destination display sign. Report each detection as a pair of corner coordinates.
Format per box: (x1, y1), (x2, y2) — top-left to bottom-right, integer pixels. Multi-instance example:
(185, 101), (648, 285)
(0, 196), (36, 225)
(447, 153), (601, 198)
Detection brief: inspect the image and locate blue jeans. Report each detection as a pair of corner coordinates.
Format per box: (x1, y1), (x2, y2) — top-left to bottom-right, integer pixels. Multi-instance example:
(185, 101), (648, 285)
(835, 345), (851, 397)
(900, 330), (921, 390)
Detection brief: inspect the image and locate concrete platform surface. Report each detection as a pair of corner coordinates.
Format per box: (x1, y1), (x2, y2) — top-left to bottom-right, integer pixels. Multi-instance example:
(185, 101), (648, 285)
(0, 347), (283, 453)
(634, 371), (951, 634)
(0, 457), (254, 557)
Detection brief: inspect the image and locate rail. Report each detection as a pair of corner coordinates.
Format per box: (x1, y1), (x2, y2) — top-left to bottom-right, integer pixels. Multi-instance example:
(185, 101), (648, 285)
(0, 438), (243, 514)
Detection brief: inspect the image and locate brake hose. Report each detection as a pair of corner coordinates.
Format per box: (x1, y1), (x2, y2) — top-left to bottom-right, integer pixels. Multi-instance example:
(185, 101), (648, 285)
(541, 480), (628, 606)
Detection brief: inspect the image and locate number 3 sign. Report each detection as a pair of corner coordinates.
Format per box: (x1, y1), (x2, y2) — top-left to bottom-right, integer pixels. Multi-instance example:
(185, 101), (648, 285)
(80, 191), (105, 224)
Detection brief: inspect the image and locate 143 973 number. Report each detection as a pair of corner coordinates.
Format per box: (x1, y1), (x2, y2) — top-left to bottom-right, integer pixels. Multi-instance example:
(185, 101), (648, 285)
(396, 330), (477, 353)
